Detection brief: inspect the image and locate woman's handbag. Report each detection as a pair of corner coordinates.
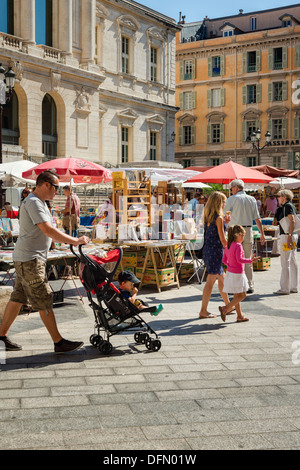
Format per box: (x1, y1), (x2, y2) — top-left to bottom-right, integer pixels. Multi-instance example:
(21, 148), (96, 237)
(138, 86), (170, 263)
(279, 204), (300, 234)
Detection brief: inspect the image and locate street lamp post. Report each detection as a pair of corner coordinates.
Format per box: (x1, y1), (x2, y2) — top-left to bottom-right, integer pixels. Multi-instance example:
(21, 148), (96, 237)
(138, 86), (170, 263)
(250, 129), (272, 166)
(0, 63), (16, 206)
(0, 63), (16, 164)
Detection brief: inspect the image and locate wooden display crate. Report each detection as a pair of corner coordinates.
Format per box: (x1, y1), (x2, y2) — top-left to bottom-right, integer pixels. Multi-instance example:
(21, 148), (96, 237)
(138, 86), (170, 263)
(178, 264), (194, 279)
(136, 267), (175, 286)
(122, 250), (147, 267)
(253, 257), (271, 271)
(113, 265), (135, 281)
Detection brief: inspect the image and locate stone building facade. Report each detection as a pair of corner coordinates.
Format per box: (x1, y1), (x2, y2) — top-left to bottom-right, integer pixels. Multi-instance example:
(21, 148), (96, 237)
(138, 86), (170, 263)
(0, 0), (179, 166)
(175, 4), (300, 171)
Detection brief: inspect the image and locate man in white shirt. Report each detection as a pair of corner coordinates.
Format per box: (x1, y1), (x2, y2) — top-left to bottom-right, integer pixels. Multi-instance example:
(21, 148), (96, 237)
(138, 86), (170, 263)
(224, 179), (265, 293)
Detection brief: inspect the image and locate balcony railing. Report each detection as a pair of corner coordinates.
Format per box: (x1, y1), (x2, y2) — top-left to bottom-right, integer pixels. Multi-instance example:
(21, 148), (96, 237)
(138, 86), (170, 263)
(0, 32), (23, 51)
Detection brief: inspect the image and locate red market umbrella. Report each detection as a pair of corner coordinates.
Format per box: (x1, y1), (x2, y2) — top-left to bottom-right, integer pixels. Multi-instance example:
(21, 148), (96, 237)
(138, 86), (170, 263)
(22, 157), (112, 184)
(251, 164), (299, 179)
(184, 160), (274, 185)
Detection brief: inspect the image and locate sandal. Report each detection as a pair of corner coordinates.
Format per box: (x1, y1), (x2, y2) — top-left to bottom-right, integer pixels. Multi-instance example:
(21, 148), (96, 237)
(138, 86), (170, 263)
(227, 307), (236, 315)
(219, 306), (226, 322)
(199, 313), (216, 319)
(236, 316), (249, 322)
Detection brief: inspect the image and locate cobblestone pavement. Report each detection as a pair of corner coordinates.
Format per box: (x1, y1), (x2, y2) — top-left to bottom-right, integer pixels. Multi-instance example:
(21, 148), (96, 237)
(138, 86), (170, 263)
(0, 254), (300, 450)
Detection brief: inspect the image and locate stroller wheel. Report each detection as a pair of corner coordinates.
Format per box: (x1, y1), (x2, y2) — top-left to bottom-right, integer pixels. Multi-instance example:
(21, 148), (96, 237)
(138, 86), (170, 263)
(134, 332), (141, 343)
(145, 338), (153, 350)
(151, 339), (161, 352)
(99, 340), (113, 355)
(90, 334), (103, 347)
(140, 333), (149, 344)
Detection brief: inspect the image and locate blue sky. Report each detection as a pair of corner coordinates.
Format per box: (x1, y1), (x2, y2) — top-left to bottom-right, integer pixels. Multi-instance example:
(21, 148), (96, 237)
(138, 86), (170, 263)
(136, 0), (300, 22)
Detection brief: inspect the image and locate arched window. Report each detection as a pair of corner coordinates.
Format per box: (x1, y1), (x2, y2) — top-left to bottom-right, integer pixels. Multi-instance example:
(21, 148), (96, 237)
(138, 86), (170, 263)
(42, 94), (57, 158)
(2, 90), (19, 145)
(0, 0), (14, 35)
(35, 0), (53, 46)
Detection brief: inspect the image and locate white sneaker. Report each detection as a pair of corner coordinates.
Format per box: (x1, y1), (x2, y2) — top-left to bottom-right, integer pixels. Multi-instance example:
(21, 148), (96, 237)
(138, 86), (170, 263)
(273, 290), (290, 295)
(290, 289), (298, 294)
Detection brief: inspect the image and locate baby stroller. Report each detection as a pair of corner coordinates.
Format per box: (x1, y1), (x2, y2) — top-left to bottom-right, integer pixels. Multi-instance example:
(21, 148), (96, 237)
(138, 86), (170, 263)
(70, 245), (161, 354)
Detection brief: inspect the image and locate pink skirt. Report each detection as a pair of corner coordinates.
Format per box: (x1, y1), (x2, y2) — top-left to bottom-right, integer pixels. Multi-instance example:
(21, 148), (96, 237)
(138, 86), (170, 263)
(223, 271), (249, 294)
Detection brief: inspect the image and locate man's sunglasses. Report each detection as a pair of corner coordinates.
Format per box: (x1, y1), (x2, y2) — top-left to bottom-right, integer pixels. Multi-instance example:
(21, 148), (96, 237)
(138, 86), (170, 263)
(48, 181), (59, 191)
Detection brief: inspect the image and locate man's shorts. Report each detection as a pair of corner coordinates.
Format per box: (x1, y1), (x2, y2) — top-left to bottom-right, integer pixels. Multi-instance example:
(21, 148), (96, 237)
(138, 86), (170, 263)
(10, 258), (53, 312)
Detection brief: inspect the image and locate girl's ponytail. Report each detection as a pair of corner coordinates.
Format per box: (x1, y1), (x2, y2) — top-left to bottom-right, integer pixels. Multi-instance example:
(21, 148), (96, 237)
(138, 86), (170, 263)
(227, 225), (246, 249)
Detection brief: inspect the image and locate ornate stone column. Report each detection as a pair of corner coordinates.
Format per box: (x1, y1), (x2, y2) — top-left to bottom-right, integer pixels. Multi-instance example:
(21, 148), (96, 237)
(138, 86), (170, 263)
(81, 0), (96, 65)
(20, 0), (35, 44)
(58, 0), (72, 55)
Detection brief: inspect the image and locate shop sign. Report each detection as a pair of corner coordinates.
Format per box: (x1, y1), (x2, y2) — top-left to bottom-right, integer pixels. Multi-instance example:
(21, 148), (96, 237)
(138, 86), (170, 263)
(271, 139), (300, 146)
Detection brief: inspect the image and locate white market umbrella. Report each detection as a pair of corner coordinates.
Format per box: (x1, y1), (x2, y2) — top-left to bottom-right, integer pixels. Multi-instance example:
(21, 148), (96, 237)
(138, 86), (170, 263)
(182, 181), (211, 189)
(111, 168), (200, 183)
(269, 177), (300, 189)
(0, 160), (37, 185)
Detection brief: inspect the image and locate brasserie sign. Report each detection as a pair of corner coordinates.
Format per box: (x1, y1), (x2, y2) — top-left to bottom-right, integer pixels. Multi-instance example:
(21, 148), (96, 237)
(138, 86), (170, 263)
(271, 139), (300, 146)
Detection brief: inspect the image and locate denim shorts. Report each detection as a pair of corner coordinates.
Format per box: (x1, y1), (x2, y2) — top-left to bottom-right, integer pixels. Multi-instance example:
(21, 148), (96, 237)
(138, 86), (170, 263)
(10, 258), (53, 312)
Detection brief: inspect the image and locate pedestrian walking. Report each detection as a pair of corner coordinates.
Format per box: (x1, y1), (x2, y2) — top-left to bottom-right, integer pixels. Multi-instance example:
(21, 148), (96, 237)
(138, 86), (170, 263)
(0, 170), (89, 353)
(273, 189), (298, 295)
(219, 225), (259, 323)
(224, 179), (265, 293)
(199, 191), (231, 319)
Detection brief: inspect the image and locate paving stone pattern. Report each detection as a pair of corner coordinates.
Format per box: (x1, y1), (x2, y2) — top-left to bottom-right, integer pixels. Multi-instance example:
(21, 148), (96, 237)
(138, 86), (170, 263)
(0, 254), (300, 450)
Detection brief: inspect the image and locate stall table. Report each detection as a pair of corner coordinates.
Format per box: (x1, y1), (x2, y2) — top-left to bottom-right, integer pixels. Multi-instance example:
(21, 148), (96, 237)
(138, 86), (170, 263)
(0, 248), (85, 303)
(120, 240), (186, 293)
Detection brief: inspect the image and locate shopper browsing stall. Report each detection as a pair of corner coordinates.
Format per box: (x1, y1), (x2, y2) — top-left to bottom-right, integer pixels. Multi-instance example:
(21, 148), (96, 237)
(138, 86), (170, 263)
(272, 189), (298, 295)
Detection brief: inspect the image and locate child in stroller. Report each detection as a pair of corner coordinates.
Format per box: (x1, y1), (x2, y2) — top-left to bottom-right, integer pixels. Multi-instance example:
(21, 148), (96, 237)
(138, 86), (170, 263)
(72, 245), (162, 354)
(117, 270), (163, 315)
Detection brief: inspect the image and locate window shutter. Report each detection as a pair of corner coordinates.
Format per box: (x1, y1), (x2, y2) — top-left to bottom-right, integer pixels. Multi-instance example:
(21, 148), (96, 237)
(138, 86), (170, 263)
(221, 88), (225, 106)
(179, 93), (183, 110)
(207, 89), (211, 108)
(256, 50), (261, 72)
(268, 48), (273, 70)
(220, 122), (224, 143)
(268, 119), (272, 137)
(256, 83), (262, 103)
(282, 46), (288, 68)
(191, 125), (195, 144)
(220, 55), (225, 76)
(191, 59), (196, 79)
(295, 44), (300, 67)
(242, 85), (247, 105)
(287, 151), (294, 169)
(268, 82), (273, 101)
(179, 126), (183, 145)
(282, 118), (287, 139)
(191, 91), (196, 109)
(207, 124), (211, 144)
(242, 52), (247, 73)
(242, 120), (246, 141)
(179, 61), (184, 81)
(256, 119), (261, 131)
(207, 56), (212, 77)
(282, 81), (288, 101)
(294, 117), (300, 138)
